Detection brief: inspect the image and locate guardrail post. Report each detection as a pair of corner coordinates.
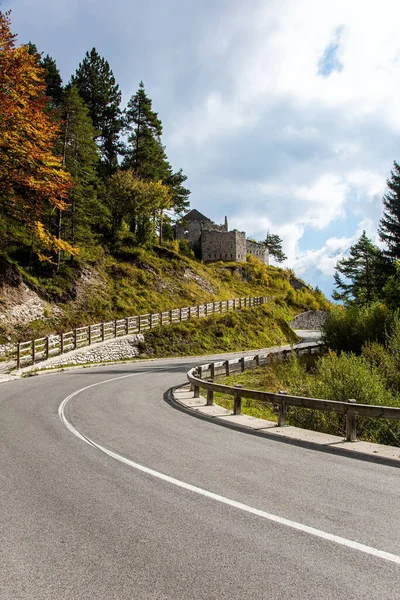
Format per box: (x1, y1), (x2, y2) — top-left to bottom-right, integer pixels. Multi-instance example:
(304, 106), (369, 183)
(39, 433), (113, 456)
(278, 390), (288, 427)
(210, 362), (215, 379)
(225, 360), (230, 376)
(240, 356), (245, 372)
(17, 343), (21, 369)
(207, 383), (214, 406)
(346, 399), (357, 442)
(233, 384), (242, 415)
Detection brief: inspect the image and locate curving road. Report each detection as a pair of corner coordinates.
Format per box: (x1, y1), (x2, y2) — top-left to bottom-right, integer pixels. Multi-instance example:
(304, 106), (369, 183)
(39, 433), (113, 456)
(1, 354), (400, 599)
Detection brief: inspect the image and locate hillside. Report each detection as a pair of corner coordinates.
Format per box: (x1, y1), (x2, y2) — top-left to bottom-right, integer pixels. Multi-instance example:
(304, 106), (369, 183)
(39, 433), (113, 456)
(0, 246), (328, 346)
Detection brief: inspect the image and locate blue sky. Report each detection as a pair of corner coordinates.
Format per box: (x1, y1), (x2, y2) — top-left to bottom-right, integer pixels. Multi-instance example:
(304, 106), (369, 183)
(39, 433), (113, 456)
(4, 0), (400, 298)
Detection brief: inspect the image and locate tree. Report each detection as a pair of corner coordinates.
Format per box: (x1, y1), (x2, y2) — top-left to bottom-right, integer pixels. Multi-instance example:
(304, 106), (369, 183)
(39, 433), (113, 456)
(332, 232), (387, 305)
(123, 81), (168, 179)
(41, 54), (63, 106)
(71, 48), (122, 175)
(56, 85), (105, 266)
(378, 161), (400, 259)
(265, 232), (287, 262)
(104, 170), (170, 246)
(0, 11), (75, 261)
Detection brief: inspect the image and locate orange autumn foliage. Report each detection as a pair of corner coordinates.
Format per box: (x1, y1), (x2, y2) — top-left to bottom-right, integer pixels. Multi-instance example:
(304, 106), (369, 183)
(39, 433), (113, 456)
(0, 11), (77, 258)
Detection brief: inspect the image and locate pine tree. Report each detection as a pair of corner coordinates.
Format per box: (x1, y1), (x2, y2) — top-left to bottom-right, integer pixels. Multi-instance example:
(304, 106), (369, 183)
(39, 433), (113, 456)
(265, 232), (287, 263)
(41, 54), (63, 106)
(123, 82), (190, 234)
(71, 48), (122, 175)
(57, 86), (105, 264)
(378, 161), (400, 259)
(332, 232), (387, 305)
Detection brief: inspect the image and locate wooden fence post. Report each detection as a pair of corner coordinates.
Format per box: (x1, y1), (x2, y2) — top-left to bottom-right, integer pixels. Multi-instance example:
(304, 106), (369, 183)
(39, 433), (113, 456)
(346, 399), (357, 442)
(126, 317), (129, 335)
(160, 312), (163, 326)
(205, 303), (208, 316)
(32, 339), (35, 364)
(114, 319), (118, 337)
(88, 326), (91, 346)
(150, 313), (153, 329)
(255, 354), (260, 367)
(210, 363), (215, 379)
(278, 390), (288, 427)
(225, 360), (230, 376)
(233, 384), (242, 415)
(169, 309), (173, 324)
(101, 323), (105, 342)
(60, 332), (64, 354)
(179, 308), (182, 322)
(17, 343), (21, 370)
(74, 328), (77, 350)
(197, 305), (200, 318)
(45, 336), (49, 359)
(138, 316), (141, 332)
(207, 385), (214, 406)
(240, 356), (246, 372)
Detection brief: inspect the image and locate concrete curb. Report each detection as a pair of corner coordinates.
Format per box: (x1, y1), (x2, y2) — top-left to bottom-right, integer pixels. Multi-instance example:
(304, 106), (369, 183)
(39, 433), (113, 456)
(169, 383), (400, 468)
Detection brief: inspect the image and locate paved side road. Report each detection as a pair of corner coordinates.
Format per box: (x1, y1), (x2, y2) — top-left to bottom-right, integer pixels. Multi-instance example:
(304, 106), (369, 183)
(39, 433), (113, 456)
(0, 354), (399, 599)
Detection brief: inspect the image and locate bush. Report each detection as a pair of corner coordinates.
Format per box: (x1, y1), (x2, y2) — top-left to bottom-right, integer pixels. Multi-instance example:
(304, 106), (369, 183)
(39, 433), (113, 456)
(322, 302), (394, 354)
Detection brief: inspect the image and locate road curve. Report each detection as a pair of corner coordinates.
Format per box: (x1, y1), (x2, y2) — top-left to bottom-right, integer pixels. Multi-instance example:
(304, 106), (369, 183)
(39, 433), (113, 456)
(1, 355), (399, 599)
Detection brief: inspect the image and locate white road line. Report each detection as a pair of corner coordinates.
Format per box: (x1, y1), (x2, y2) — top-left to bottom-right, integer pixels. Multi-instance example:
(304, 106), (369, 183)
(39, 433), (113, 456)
(59, 372), (400, 567)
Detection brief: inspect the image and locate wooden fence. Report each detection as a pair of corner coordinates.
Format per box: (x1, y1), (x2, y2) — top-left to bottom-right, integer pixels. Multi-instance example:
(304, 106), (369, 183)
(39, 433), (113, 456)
(186, 345), (400, 442)
(15, 296), (269, 369)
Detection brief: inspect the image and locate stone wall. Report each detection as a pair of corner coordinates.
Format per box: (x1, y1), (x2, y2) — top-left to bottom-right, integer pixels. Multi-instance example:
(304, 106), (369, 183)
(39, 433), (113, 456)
(34, 334), (145, 369)
(176, 220), (203, 255)
(201, 230), (247, 262)
(290, 310), (328, 330)
(245, 240), (269, 265)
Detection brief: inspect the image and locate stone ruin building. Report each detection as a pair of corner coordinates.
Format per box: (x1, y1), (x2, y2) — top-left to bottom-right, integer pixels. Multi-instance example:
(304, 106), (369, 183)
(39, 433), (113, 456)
(176, 209), (269, 265)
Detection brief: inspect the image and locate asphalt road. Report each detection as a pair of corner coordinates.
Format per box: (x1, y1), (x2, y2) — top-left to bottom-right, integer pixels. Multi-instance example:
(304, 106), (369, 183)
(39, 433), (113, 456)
(1, 352), (400, 599)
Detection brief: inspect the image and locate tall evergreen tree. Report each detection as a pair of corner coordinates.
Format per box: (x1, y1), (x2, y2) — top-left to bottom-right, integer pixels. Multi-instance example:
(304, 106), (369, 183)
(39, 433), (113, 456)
(41, 54), (63, 106)
(123, 81), (190, 228)
(332, 232), (387, 305)
(56, 85), (105, 265)
(71, 48), (122, 175)
(378, 161), (400, 259)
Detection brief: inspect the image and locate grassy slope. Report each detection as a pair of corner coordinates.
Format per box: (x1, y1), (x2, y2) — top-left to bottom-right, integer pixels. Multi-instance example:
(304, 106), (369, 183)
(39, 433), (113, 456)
(1, 246), (329, 344)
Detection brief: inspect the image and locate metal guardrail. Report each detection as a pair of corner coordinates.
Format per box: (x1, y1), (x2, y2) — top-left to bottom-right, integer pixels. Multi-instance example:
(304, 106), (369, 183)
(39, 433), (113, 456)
(14, 295), (269, 369)
(186, 345), (400, 442)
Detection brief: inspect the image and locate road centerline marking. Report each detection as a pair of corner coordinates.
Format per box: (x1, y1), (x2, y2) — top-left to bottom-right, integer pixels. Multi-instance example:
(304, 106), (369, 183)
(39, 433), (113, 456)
(58, 371), (400, 567)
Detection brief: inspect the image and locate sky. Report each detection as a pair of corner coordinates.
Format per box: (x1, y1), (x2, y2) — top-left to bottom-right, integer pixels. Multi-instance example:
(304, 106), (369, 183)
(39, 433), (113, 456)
(4, 0), (400, 297)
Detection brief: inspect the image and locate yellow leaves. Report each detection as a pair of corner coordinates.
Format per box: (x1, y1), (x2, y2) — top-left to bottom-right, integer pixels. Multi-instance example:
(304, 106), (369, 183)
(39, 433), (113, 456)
(35, 221), (79, 263)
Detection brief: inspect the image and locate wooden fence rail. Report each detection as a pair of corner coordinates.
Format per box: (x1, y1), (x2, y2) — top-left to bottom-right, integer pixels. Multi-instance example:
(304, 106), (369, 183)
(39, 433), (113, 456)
(186, 345), (400, 442)
(15, 295), (269, 369)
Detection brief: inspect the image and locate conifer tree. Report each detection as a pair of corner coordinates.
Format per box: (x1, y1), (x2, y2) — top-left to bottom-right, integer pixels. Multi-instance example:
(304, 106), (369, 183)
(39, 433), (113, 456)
(265, 232), (287, 263)
(41, 54), (63, 106)
(123, 81), (190, 227)
(57, 86), (105, 263)
(332, 232), (387, 305)
(71, 48), (122, 175)
(378, 161), (400, 259)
